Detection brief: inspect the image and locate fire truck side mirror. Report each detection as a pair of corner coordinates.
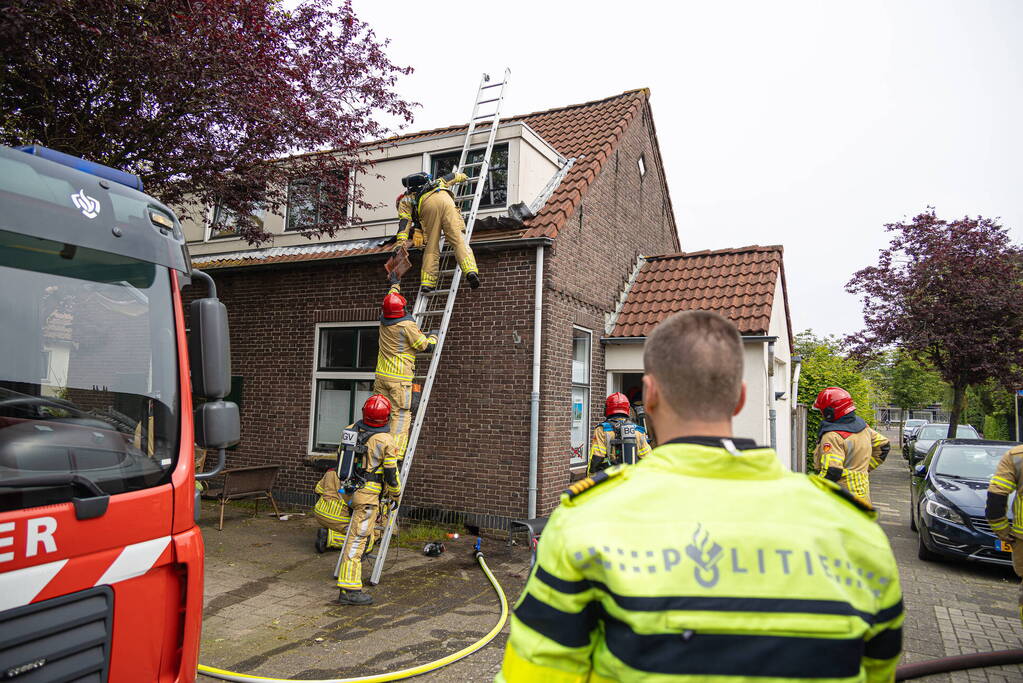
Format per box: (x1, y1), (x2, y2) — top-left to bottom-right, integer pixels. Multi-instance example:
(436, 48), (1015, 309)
(189, 298), (231, 399)
(194, 400), (240, 450)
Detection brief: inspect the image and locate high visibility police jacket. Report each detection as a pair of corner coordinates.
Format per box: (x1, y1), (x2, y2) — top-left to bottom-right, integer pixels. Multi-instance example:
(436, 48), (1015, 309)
(396, 172), (467, 241)
(986, 444), (1023, 536)
(376, 308), (436, 382)
(497, 437), (904, 683)
(587, 418), (652, 475)
(813, 414), (890, 504)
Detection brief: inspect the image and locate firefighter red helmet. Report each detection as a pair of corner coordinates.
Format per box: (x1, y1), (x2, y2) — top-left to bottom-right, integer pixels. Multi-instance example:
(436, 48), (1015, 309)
(814, 387), (855, 421)
(605, 392), (631, 417)
(362, 395), (392, 427)
(382, 291), (407, 319)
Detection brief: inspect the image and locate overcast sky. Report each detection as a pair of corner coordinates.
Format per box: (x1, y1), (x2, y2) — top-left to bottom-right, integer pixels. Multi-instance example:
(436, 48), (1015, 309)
(353, 0), (1023, 338)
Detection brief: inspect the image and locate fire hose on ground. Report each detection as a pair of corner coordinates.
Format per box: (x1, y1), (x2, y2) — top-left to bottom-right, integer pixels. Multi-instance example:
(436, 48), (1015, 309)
(896, 648), (1023, 679)
(196, 543), (508, 683)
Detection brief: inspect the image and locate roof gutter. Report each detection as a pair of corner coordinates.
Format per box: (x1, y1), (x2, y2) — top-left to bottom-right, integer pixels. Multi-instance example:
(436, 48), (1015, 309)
(602, 334), (777, 344)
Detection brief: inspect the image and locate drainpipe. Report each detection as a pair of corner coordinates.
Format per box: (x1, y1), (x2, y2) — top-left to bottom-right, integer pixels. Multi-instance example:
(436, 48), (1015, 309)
(768, 340), (777, 450)
(791, 355), (803, 471)
(528, 244), (544, 519)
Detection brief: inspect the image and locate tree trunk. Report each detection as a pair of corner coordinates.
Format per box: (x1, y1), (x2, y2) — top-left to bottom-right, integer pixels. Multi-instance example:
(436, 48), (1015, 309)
(948, 381), (967, 439)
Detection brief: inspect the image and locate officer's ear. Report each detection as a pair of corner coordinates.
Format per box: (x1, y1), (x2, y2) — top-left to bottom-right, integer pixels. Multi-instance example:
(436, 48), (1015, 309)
(733, 382), (747, 417)
(642, 374), (660, 413)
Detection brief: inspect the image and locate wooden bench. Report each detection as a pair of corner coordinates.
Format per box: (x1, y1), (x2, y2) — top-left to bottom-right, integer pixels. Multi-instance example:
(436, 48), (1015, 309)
(204, 465), (282, 530)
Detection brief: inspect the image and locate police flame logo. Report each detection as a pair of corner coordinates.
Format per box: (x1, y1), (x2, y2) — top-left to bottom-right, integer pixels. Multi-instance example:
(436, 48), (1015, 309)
(71, 189), (100, 219)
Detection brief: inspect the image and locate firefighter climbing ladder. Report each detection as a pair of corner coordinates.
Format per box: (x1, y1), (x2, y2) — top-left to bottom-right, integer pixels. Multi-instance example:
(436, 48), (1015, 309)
(334, 70), (511, 585)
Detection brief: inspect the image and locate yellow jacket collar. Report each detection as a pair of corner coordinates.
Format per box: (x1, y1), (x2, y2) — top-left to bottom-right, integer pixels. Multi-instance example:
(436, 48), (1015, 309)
(641, 436), (783, 480)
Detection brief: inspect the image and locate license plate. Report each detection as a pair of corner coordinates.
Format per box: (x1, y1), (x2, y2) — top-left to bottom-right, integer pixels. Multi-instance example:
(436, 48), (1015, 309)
(996, 540), (1013, 553)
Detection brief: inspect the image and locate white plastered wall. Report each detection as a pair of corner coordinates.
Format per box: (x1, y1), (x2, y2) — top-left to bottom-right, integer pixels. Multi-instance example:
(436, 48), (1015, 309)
(184, 122), (562, 257)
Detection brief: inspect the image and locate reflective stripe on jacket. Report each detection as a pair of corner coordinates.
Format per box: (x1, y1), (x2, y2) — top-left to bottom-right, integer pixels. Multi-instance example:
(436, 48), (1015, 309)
(376, 319), (432, 381)
(988, 445), (1023, 533)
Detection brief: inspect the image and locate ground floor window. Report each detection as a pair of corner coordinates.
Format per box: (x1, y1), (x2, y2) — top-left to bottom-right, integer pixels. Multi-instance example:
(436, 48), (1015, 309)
(571, 327), (592, 466)
(310, 323), (377, 453)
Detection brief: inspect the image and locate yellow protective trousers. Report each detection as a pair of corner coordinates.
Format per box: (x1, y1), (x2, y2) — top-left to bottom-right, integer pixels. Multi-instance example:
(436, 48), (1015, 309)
(313, 497), (348, 549)
(337, 484), (383, 591)
(418, 190), (478, 288)
(373, 377), (412, 458)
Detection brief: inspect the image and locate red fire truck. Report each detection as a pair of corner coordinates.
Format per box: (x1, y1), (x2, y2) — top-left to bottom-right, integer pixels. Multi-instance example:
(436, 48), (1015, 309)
(0, 145), (237, 681)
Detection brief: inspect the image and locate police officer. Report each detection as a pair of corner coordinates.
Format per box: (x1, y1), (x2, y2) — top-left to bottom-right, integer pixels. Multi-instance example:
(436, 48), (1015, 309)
(329, 394), (401, 606)
(497, 311), (903, 681)
(587, 392), (652, 474)
(394, 171), (480, 292)
(375, 286), (436, 457)
(986, 444), (1023, 625)
(812, 387), (890, 505)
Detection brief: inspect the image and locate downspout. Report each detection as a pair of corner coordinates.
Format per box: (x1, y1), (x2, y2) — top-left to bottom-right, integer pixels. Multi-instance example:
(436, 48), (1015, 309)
(528, 244), (544, 519)
(768, 341), (777, 450)
(791, 355), (803, 471)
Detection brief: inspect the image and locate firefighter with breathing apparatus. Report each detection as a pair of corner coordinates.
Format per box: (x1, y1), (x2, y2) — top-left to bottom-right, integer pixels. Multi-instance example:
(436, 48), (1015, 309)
(587, 392), (652, 474)
(312, 394), (401, 606)
(394, 171), (481, 292)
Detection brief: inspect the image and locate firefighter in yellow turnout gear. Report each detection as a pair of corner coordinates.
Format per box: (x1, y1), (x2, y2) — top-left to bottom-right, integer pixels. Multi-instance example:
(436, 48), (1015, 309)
(395, 171), (480, 291)
(375, 286), (436, 458)
(331, 395), (401, 606)
(986, 444), (1023, 625)
(587, 392), (652, 475)
(313, 468), (349, 553)
(498, 311), (903, 682)
(812, 387), (890, 505)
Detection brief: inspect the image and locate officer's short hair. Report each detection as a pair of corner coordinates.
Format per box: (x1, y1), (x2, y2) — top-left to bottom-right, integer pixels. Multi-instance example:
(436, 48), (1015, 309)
(643, 310), (743, 420)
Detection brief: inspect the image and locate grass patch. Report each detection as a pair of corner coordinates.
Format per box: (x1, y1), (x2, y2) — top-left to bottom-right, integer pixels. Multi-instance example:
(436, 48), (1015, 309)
(394, 521), (450, 550)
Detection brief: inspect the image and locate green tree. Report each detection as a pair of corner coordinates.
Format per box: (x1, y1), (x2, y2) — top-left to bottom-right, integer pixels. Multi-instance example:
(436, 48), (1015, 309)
(873, 350), (947, 442)
(795, 331), (879, 471)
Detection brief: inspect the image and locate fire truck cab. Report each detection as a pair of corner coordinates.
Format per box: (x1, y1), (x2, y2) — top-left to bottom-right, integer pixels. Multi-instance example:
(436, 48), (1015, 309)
(0, 145), (237, 682)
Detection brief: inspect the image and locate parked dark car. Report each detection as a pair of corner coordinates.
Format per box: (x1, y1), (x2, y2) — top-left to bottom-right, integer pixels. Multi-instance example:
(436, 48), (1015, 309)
(906, 423), (980, 467)
(910, 439), (1018, 564)
(901, 419), (928, 455)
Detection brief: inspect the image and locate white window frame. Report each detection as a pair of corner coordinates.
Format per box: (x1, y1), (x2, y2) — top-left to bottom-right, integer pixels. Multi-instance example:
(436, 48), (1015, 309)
(283, 168), (356, 234)
(427, 143), (510, 210)
(204, 201), (266, 242)
(570, 326), (592, 467)
(307, 321), (376, 455)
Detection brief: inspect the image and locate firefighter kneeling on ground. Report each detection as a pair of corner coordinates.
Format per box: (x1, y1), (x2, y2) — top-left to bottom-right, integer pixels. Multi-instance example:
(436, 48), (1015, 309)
(587, 392), (652, 474)
(375, 286), (437, 458)
(812, 386), (890, 505)
(311, 394), (400, 606)
(394, 171), (481, 292)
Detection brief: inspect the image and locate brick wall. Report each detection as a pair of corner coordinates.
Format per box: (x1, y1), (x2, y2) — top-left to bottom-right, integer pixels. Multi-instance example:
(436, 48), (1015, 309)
(535, 101), (679, 514)
(192, 101), (678, 523)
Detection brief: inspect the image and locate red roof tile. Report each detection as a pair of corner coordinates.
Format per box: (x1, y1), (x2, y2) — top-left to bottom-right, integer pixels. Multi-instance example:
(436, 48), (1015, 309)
(610, 245), (790, 338)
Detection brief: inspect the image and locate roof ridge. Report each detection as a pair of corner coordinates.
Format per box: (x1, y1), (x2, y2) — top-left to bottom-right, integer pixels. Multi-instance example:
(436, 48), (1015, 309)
(645, 244), (783, 260)
(369, 89), (648, 147)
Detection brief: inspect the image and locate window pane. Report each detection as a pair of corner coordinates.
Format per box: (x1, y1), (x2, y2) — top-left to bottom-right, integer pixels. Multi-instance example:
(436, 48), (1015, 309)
(572, 330), (590, 384)
(354, 380), (374, 418)
(571, 386), (589, 463)
(429, 144), (508, 209)
(319, 328), (357, 370)
(314, 379), (352, 450)
(357, 327), (379, 371)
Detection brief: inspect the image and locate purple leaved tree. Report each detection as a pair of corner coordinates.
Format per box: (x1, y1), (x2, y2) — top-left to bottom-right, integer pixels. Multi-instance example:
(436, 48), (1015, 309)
(847, 209), (1023, 438)
(0, 0), (416, 244)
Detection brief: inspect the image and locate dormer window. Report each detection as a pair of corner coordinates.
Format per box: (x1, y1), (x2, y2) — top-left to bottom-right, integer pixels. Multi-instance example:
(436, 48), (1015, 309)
(430, 143), (509, 209)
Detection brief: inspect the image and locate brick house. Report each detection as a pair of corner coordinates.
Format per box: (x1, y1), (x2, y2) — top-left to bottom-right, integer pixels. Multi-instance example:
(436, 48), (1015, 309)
(182, 88), (682, 526)
(603, 245), (795, 468)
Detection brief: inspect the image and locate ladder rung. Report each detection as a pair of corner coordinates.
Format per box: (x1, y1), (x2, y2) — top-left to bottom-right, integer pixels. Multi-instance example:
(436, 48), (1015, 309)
(424, 288), (451, 296)
(461, 161), (484, 167)
(474, 114), (496, 121)
(477, 97), (500, 105)
(480, 82), (505, 90)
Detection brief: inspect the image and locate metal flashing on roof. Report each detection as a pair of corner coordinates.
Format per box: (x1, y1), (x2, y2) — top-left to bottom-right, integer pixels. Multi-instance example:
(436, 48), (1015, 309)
(529, 157), (576, 216)
(605, 253), (645, 335)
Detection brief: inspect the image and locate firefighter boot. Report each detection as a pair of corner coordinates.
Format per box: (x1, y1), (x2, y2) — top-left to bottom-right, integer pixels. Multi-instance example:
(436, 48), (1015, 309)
(466, 272), (481, 290)
(337, 589), (373, 606)
(315, 528), (328, 554)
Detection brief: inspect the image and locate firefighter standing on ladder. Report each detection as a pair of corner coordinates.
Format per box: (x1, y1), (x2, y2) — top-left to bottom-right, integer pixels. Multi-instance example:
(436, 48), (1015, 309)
(319, 394), (401, 606)
(394, 171), (481, 292)
(812, 387), (890, 505)
(374, 285), (436, 457)
(587, 392), (652, 474)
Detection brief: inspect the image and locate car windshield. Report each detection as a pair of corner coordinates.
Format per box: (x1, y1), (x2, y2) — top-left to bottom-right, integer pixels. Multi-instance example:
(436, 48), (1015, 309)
(0, 229), (179, 512)
(905, 420), (926, 427)
(917, 425), (979, 440)
(933, 444), (1013, 479)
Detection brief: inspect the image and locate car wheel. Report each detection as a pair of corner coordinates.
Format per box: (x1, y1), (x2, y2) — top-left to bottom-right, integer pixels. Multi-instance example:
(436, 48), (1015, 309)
(917, 529), (941, 562)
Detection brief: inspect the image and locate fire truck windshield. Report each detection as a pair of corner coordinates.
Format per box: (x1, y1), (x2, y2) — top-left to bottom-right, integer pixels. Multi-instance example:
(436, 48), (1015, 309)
(0, 229), (179, 512)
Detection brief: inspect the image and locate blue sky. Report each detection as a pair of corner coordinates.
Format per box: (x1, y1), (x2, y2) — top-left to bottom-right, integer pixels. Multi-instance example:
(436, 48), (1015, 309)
(354, 0), (1023, 337)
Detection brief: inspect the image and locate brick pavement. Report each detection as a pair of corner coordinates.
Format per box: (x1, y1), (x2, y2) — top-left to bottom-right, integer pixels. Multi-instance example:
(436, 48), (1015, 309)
(872, 430), (1023, 681)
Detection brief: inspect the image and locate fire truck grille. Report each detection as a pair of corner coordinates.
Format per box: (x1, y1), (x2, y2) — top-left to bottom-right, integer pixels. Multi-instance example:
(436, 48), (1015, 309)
(0, 586), (113, 682)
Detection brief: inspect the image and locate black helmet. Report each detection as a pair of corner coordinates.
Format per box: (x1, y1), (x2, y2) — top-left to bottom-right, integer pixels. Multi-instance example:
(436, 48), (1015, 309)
(401, 172), (432, 191)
